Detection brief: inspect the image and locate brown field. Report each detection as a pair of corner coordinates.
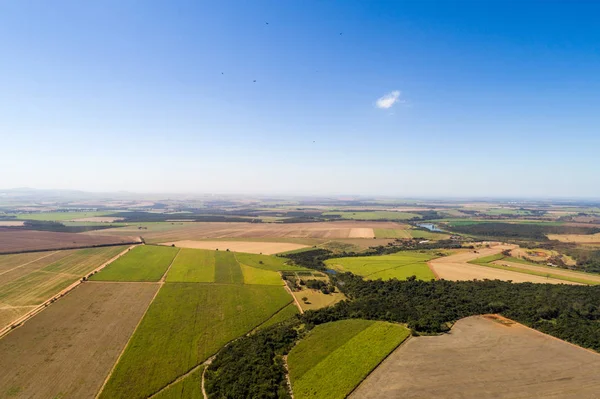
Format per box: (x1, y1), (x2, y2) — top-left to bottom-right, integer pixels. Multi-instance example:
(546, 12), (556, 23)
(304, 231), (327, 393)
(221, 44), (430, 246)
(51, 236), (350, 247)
(429, 244), (580, 284)
(0, 246), (128, 330)
(492, 259), (600, 284)
(0, 282), (158, 399)
(0, 228), (140, 254)
(90, 221), (401, 243)
(351, 315), (600, 399)
(160, 240), (309, 254)
(0, 221), (25, 227)
(548, 233), (600, 244)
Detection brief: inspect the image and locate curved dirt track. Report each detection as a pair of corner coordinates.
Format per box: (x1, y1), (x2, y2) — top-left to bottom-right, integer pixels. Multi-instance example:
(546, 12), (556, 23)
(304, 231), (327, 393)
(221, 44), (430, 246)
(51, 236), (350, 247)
(429, 244), (579, 284)
(351, 315), (600, 399)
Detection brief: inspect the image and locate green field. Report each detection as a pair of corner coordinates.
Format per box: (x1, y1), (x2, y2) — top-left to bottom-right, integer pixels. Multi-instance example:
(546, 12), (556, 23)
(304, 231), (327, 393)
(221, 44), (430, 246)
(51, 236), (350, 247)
(214, 251), (244, 283)
(288, 319), (410, 399)
(152, 366), (204, 399)
(257, 303), (299, 330)
(166, 248), (215, 283)
(325, 251), (436, 281)
(234, 252), (308, 271)
(239, 263), (282, 285)
(409, 229), (451, 240)
(99, 284), (292, 399)
(374, 228), (412, 239)
(10, 211), (115, 221)
(90, 245), (179, 282)
(324, 211), (421, 221)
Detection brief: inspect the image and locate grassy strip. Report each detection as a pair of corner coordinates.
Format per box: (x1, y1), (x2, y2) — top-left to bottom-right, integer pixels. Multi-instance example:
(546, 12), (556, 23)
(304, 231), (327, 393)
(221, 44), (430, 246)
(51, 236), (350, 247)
(214, 251), (243, 284)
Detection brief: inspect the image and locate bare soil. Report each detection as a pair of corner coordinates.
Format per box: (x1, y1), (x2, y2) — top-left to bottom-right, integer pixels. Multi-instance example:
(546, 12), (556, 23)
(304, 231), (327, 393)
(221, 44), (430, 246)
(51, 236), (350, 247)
(429, 244), (579, 284)
(160, 240), (309, 254)
(0, 282), (158, 399)
(0, 228), (140, 254)
(351, 315), (600, 399)
(547, 233), (600, 244)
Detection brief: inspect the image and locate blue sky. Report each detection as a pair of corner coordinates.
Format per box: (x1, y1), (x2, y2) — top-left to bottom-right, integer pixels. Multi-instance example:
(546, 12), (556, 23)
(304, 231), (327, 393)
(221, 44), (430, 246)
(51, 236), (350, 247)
(1, 1), (599, 197)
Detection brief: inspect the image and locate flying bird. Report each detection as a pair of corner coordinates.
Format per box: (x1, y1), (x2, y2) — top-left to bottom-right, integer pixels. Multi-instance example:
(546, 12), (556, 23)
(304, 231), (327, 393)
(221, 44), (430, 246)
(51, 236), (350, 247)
(253, 80), (257, 82)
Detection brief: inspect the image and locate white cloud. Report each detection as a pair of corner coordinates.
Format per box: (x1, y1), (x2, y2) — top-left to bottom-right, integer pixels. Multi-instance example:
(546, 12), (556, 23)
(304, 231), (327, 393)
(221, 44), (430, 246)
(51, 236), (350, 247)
(376, 90), (402, 109)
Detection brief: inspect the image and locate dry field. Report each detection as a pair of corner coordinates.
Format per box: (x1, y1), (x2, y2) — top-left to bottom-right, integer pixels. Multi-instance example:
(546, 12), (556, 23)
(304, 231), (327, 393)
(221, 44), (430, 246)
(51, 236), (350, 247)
(0, 221), (25, 227)
(0, 246), (128, 329)
(548, 232), (600, 244)
(429, 244), (580, 284)
(0, 228), (140, 254)
(492, 259), (600, 284)
(351, 315), (600, 399)
(160, 240), (309, 254)
(0, 282), (158, 399)
(90, 221), (399, 243)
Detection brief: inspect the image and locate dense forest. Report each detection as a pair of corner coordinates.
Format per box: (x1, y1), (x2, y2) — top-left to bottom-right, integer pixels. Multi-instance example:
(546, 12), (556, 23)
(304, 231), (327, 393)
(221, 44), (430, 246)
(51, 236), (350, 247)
(447, 222), (600, 240)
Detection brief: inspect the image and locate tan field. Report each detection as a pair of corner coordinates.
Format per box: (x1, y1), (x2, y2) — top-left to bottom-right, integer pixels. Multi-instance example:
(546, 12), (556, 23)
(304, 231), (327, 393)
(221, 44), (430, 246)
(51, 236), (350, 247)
(89, 221), (399, 243)
(160, 240), (309, 254)
(0, 282), (158, 399)
(492, 259), (600, 284)
(548, 233), (600, 244)
(429, 244), (580, 284)
(0, 221), (25, 227)
(0, 228), (140, 254)
(351, 315), (600, 399)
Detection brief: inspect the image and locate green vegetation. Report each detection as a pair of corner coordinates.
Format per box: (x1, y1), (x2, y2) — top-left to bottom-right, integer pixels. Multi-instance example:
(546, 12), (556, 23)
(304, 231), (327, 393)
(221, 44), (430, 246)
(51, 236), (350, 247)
(11, 211), (114, 221)
(410, 229), (451, 240)
(257, 303), (300, 330)
(90, 245), (178, 282)
(214, 251), (244, 284)
(152, 367), (204, 399)
(447, 221), (599, 240)
(288, 320), (410, 399)
(240, 263), (282, 285)
(324, 211), (421, 221)
(325, 251), (436, 281)
(235, 252), (308, 271)
(166, 248), (215, 283)
(99, 283), (292, 399)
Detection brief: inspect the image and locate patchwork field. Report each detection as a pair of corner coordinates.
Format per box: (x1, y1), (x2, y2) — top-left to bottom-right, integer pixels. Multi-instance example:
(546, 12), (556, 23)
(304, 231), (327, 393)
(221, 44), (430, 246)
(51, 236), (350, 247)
(288, 319), (410, 399)
(324, 211), (421, 221)
(165, 248), (216, 283)
(548, 232), (600, 243)
(488, 258), (600, 285)
(0, 282), (158, 399)
(325, 251), (437, 281)
(161, 239), (308, 254)
(0, 228), (139, 253)
(351, 315), (600, 398)
(428, 244), (582, 284)
(89, 221), (400, 243)
(98, 283), (292, 399)
(90, 245), (179, 282)
(0, 246), (127, 329)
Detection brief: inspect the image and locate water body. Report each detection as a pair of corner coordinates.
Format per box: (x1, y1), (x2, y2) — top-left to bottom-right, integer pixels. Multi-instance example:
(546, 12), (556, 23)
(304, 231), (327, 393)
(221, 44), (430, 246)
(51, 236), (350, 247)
(326, 269), (338, 275)
(416, 223), (442, 232)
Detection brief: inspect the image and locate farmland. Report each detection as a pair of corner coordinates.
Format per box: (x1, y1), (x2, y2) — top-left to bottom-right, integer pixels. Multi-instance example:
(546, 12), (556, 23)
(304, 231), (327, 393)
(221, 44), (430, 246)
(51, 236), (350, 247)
(9, 211), (114, 221)
(351, 315), (600, 399)
(88, 221), (401, 242)
(214, 250), (244, 283)
(288, 319), (410, 399)
(0, 246), (127, 329)
(90, 245), (179, 282)
(0, 228), (139, 254)
(152, 366), (204, 399)
(98, 283), (292, 399)
(162, 240), (309, 254)
(428, 244), (585, 284)
(324, 211), (421, 221)
(548, 232), (600, 243)
(325, 251), (437, 281)
(0, 282), (158, 399)
(165, 248), (215, 283)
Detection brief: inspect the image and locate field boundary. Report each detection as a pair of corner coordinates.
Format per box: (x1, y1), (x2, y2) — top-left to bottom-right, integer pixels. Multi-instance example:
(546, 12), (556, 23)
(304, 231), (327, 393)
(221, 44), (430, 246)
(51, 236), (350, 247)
(0, 250), (60, 276)
(160, 248), (182, 283)
(0, 244), (139, 339)
(283, 276), (304, 314)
